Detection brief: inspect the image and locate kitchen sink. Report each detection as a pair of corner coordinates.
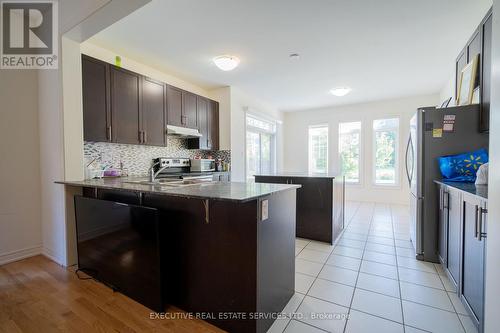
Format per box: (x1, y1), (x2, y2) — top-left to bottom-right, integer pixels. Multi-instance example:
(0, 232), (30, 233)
(124, 178), (216, 188)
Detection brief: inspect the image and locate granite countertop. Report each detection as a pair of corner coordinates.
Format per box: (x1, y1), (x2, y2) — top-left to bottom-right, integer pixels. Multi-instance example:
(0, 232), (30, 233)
(255, 172), (339, 179)
(56, 178), (300, 203)
(434, 180), (488, 200)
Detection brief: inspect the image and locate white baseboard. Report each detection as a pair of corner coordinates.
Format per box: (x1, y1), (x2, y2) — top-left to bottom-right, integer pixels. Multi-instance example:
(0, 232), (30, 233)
(42, 247), (66, 267)
(0, 245), (42, 266)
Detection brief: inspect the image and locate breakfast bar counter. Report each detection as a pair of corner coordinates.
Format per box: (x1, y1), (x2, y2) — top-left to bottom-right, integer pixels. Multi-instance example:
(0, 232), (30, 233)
(58, 178), (298, 333)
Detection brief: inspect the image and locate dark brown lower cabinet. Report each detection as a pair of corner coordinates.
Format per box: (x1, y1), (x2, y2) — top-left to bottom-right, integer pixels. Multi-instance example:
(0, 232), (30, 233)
(436, 182), (487, 333)
(461, 193), (487, 332)
(254, 175), (345, 244)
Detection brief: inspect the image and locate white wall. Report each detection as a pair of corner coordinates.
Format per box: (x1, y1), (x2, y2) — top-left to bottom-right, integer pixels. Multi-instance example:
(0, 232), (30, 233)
(0, 70), (42, 265)
(230, 87), (284, 182)
(484, 1), (500, 331)
(81, 42), (211, 99)
(283, 94), (439, 204)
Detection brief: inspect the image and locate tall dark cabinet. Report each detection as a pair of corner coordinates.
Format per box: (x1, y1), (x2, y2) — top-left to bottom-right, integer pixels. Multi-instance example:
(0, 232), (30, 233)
(182, 91), (198, 129)
(455, 8), (492, 132)
(142, 77), (166, 146)
(208, 100), (219, 150)
(110, 67), (142, 144)
(166, 85), (183, 127)
(82, 55), (111, 142)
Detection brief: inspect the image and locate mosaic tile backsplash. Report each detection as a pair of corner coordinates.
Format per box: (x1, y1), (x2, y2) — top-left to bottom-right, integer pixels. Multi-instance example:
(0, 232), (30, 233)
(84, 137), (231, 176)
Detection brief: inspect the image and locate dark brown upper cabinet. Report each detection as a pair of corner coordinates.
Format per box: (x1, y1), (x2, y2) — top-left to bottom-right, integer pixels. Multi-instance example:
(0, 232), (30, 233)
(197, 96), (209, 149)
(166, 85), (183, 127)
(188, 97), (220, 150)
(182, 91), (198, 129)
(82, 54), (220, 149)
(142, 77), (166, 146)
(82, 55), (111, 142)
(207, 100), (219, 150)
(110, 66), (142, 144)
(455, 7), (492, 132)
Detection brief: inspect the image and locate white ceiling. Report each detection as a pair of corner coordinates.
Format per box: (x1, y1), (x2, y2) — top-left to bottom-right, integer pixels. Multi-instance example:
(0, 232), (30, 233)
(89, 0), (492, 111)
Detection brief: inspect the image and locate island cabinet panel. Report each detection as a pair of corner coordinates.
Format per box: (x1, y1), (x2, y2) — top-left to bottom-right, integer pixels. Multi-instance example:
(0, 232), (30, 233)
(141, 77), (166, 146)
(256, 190), (296, 333)
(82, 55), (111, 142)
(254, 175), (344, 244)
(142, 191), (295, 333)
(166, 85), (183, 127)
(110, 66), (142, 144)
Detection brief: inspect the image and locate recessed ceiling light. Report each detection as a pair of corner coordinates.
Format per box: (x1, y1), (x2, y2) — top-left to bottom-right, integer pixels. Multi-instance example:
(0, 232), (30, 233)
(330, 87), (352, 97)
(213, 55), (240, 71)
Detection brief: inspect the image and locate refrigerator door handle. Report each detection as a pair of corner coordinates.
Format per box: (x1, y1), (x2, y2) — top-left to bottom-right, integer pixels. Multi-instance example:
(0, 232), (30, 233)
(405, 135), (412, 186)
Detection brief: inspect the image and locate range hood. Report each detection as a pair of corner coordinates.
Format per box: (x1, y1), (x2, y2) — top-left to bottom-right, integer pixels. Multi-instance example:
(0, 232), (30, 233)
(166, 125), (202, 138)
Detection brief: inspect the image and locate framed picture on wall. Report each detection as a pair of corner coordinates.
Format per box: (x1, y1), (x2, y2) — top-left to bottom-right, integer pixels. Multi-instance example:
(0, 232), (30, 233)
(457, 55), (479, 106)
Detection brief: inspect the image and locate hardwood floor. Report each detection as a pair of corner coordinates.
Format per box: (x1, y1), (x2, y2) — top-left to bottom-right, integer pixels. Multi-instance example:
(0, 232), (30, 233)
(0, 255), (224, 333)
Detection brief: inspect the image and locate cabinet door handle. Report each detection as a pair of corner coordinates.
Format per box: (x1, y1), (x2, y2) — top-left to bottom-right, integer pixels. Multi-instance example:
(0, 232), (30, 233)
(475, 205), (480, 239)
(439, 188), (444, 210)
(107, 126), (112, 141)
(138, 131), (143, 143)
(444, 191), (449, 209)
(143, 131), (147, 143)
(478, 207), (487, 241)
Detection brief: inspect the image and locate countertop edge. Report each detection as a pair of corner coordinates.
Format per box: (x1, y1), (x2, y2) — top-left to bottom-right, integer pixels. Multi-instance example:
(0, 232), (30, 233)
(434, 180), (488, 201)
(56, 181), (301, 203)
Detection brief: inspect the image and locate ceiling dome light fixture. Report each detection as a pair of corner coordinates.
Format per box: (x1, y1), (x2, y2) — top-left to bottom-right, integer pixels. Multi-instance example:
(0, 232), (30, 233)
(330, 87), (352, 97)
(213, 55), (240, 71)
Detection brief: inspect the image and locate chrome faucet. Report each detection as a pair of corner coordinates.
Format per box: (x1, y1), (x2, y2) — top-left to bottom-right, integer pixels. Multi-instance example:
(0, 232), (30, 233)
(148, 160), (169, 183)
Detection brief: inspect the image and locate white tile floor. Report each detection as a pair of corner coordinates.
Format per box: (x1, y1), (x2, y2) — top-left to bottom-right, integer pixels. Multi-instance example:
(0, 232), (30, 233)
(267, 202), (478, 333)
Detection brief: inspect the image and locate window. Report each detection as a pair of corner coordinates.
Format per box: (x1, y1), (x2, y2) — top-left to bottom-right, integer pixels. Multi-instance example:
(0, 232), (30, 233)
(246, 114), (276, 180)
(373, 118), (399, 185)
(339, 122), (362, 183)
(308, 126), (328, 174)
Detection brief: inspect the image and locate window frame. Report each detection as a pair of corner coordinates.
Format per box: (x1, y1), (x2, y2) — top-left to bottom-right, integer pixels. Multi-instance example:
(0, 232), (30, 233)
(245, 113), (277, 181)
(308, 124), (329, 174)
(338, 121), (363, 185)
(372, 117), (400, 187)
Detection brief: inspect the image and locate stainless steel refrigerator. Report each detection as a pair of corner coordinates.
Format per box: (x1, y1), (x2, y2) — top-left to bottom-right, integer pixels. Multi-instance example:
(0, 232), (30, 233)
(405, 105), (488, 262)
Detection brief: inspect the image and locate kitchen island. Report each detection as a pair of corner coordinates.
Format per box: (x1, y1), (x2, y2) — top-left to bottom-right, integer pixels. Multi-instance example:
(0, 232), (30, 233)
(255, 173), (345, 244)
(58, 178), (300, 333)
